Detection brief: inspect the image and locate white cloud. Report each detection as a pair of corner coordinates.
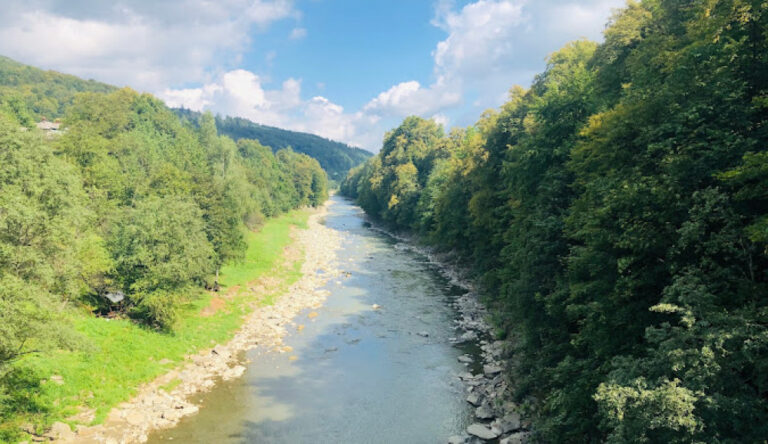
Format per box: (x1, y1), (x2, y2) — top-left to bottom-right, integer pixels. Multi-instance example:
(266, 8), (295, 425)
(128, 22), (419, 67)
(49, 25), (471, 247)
(0, 0), (299, 91)
(289, 27), (307, 40)
(365, 0), (624, 124)
(432, 0), (526, 78)
(431, 113), (450, 129)
(159, 70), (383, 150)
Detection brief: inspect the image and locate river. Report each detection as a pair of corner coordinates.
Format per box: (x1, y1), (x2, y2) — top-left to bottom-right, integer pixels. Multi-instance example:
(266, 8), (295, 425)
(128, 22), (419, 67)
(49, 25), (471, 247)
(147, 196), (481, 443)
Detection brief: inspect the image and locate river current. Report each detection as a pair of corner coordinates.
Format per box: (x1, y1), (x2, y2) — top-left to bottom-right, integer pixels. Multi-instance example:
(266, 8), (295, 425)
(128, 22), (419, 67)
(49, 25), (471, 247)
(148, 196), (478, 443)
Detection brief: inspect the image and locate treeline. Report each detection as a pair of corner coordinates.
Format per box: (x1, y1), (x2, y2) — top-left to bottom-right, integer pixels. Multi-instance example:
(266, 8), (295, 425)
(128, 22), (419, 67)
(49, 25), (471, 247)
(175, 109), (373, 183)
(0, 88), (327, 382)
(343, 1), (767, 442)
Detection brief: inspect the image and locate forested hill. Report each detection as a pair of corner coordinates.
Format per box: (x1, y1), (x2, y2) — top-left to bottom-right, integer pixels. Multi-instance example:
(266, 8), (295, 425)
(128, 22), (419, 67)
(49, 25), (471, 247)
(343, 1), (768, 442)
(175, 109), (372, 183)
(0, 55), (371, 182)
(0, 56), (115, 122)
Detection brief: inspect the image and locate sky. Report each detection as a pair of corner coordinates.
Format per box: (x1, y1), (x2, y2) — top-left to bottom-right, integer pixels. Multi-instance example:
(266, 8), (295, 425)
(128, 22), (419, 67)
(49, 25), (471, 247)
(0, 0), (626, 151)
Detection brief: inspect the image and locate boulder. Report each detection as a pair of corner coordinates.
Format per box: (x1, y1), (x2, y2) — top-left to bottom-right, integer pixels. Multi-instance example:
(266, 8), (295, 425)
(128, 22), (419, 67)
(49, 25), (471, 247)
(467, 423), (500, 440)
(500, 431), (530, 444)
(498, 412), (522, 433)
(466, 393), (482, 406)
(447, 435), (467, 444)
(457, 372), (475, 380)
(458, 355), (474, 364)
(483, 364), (503, 377)
(475, 404), (495, 420)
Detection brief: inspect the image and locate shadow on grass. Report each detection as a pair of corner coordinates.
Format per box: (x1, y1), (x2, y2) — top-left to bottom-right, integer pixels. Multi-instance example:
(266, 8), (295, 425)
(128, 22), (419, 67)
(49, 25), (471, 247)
(0, 364), (49, 441)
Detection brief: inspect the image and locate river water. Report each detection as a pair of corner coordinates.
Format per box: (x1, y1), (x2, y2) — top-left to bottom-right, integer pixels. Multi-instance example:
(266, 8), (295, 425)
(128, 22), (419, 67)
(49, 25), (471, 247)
(147, 196), (479, 443)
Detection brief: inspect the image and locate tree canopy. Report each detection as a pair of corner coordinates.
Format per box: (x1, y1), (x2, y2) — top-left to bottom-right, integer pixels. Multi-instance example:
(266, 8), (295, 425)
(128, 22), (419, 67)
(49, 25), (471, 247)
(343, 1), (768, 441)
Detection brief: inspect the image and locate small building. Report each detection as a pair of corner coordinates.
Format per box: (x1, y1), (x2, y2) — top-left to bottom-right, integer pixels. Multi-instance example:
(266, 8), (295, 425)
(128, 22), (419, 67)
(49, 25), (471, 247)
(36, 118), (64, 137)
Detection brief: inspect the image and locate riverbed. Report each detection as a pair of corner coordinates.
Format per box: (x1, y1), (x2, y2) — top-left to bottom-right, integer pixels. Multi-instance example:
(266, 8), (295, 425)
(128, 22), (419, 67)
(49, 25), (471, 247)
(147, 196), (481, 443)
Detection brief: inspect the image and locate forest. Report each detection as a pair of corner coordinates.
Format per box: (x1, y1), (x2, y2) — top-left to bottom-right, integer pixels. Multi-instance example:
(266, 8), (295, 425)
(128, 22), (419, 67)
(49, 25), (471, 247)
(0, 81), (328, 437)
(342, 0), (768, 441)
(175, 109), (372, 183)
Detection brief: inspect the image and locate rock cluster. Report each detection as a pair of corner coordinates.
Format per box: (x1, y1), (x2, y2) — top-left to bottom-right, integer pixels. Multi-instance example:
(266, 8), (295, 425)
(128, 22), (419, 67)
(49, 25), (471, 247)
(424, 254), (532, 443)
(452, 341), (530, 444)
(367, 223), (532, 443)
(49, 202), (342, 444)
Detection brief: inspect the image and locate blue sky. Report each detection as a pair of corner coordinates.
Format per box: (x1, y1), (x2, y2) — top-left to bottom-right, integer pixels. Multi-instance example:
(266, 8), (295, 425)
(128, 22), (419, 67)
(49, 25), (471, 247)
(0, 0), (625, 151)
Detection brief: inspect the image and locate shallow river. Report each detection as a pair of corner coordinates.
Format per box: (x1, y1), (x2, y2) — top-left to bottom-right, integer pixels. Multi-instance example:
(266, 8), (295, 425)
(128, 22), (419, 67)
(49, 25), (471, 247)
(148, 196), (480, 443)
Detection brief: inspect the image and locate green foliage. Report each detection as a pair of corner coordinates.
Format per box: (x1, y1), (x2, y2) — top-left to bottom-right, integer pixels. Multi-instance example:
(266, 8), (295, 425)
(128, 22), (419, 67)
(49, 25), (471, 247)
(0, 209), (309, 441)
(0, 56), (115, 120)
(343, 1), (768, 441)
(0, 61), (330, 436)
(176, 108), (372, 183)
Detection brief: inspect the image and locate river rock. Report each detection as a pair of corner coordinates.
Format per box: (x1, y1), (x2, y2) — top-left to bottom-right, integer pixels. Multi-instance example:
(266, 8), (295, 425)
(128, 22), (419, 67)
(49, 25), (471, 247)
(475, 403), (495, 420)
(458, 331), (478, 343)
(498, 412), (522, 433)
(222, 365), (246, 381)
(483, 364), (503, 376)
(500, 431), (530, 444)
(466, 393), (482, 406)
(447, 435), (467, 444)
(417, 331), (430, 337)
(125, 411), (145, 426)
(47, 422), (76, 441)
(467, 423), (500, 440)
(458, 354), (473, 364)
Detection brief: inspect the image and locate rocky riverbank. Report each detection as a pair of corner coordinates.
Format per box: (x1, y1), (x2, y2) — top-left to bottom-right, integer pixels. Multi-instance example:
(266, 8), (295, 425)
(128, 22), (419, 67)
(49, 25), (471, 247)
(381, 227), (532, 444)
(47, 201), (342, 444)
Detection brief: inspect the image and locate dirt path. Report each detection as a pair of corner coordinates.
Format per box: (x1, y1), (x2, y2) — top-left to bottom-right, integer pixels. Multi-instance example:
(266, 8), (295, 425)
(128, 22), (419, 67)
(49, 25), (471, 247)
(54, 200), (342, 444)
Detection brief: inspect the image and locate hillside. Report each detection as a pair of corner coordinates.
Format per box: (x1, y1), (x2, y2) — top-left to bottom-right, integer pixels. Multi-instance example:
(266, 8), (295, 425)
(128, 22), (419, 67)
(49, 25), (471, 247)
(0, 56), (370, 181)
(175, 109), (372, 182)
(0, 56), (115, 122)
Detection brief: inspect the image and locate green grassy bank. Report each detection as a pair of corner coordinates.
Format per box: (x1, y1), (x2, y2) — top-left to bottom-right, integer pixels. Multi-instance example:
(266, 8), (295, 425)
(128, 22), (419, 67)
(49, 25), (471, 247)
(1, 209), (311, 441)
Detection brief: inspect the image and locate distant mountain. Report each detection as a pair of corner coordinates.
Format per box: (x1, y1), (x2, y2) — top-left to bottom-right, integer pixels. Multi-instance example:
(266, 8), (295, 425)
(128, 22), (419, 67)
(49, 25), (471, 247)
(175, 109), (372, 183)
(0, 56), (115, 120)
(0, 55), (371, 181)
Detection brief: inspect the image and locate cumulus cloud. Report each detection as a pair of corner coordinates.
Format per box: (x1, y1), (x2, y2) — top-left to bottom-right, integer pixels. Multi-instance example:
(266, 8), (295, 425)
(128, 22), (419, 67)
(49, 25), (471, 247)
(0, 0), (299, 90)
(366, 0), (624, 120)
(159, 70), (383, 149)
(363, 80), (461, 117)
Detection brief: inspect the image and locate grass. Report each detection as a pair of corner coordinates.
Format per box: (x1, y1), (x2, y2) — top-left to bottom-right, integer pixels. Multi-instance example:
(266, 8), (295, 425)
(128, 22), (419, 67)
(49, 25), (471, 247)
(2, 209), (311, 441)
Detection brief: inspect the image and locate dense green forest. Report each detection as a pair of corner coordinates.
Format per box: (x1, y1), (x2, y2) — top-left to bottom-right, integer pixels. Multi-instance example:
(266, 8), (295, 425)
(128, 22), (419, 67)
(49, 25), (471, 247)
(343, 1), (768, 441)
(0, 81), (327, 435)
(0, 56), (116, 123)
(175, 109), (372, 183)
